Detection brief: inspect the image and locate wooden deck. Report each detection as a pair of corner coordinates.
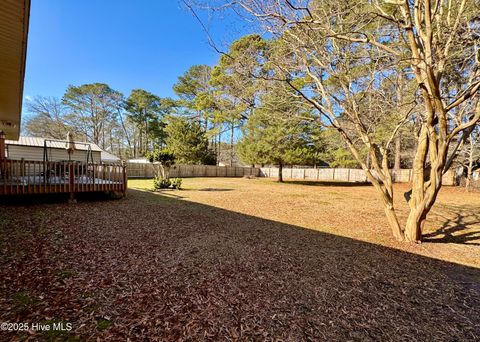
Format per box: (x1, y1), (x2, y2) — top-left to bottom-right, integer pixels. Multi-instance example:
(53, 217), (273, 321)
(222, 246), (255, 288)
(0, 159), (127, 197)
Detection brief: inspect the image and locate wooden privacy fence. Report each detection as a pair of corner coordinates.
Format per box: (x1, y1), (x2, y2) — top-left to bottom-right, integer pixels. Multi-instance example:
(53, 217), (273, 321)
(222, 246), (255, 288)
(127, 163), (261, 178)
(259, 167), (457, 185)
(0, 159), (127, 196)
(125, 162), (457, 186)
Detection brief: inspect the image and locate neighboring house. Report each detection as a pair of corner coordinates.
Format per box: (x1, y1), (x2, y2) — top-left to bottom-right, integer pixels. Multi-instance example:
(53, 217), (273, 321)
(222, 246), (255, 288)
(127, 157), (150, 164)
(5, 136), (103, 163)
(101, 150), (121, 163)
(217, 144), (245, 167)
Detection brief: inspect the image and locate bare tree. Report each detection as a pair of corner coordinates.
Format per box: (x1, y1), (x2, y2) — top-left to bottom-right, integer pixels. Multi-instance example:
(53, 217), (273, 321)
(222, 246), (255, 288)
(24, 96), (73, 139)
(191, 0), (480, 242)
(62, 83), (124, 149)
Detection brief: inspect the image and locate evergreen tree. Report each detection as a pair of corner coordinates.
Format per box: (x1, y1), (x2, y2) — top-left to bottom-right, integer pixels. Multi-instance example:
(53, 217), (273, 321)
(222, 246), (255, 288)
(237, 83), (316, 182)
(164, 116), (215, 165)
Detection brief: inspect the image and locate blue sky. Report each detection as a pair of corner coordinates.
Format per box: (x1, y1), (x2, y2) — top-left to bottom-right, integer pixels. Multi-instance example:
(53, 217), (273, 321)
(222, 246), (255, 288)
(23, 0), (245, 111)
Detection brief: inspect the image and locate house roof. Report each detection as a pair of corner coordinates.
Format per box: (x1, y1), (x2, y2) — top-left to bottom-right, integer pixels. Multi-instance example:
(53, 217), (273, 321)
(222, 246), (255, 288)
(5, 136), (103, 152)
(101, 150), (120, 162)
(0, 0), (30, 140)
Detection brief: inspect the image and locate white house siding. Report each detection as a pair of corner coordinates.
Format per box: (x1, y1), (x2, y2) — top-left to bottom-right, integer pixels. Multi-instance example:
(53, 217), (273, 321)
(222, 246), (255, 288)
(6, 145), (101, 163)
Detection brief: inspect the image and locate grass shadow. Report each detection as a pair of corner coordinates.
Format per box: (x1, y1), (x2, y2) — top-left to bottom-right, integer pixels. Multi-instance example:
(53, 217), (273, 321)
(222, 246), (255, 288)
(0, 192), (121, 206)
(1, 188), (479, 340)
(423, 209), (480, 245)
(282, 180), (372, 187)
(197, 188), (234, 192)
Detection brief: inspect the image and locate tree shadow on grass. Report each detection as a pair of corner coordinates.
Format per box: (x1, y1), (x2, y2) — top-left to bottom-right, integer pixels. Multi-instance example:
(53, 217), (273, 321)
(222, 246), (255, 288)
(197, 188), (234, 192)
(423, 209), (480, 245)
(0, 192), (119, 205)
(0, 188), (479, 341)
(282, 180), (372, 187)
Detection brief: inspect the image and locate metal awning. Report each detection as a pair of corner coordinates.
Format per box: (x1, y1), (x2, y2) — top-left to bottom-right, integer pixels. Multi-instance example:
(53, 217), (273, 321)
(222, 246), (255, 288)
(0, 0), (31, 140)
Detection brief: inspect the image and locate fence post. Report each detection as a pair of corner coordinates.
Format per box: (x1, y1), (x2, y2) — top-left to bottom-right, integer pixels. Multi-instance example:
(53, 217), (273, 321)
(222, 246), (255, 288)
(122, 161), (127, 197)
(0, 132), (5, 190)
(69, 162), (76, 203)
(21, 158), (25, 194)
(347, 168), (351, 182)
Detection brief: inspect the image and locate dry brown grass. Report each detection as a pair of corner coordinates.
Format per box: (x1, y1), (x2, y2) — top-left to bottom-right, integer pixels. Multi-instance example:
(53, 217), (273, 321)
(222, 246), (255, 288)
(131, 177), (480, 267)
(0, 177), (479, 341)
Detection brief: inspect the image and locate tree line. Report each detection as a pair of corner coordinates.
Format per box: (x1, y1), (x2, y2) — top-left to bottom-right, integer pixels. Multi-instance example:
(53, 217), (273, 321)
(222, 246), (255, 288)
(25, 0), (479, 242)
(25, 64), (382, 169)
(25, 84), (216, 165)
(185, 0), (478, 243)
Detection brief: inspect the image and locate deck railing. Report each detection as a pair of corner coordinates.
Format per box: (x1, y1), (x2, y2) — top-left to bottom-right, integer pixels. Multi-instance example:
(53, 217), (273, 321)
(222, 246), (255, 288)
(0, 159), (127, 196)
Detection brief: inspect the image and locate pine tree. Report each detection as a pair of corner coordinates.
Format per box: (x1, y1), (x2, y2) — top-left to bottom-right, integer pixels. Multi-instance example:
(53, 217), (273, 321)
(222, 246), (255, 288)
(164, 116), (215, 165)
(237, 83), (317, 182)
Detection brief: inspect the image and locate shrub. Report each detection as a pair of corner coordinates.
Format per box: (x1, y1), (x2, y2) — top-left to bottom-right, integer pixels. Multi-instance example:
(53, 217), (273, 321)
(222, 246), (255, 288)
(153, 177), (171, 190)
(171, 178), (183, 190)
(153, 177), (182, 190)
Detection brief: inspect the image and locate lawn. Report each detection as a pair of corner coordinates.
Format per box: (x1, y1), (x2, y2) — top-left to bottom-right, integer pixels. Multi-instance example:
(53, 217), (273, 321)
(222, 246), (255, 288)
(131, 177), (480, 266)
(1, 177), (479, 341)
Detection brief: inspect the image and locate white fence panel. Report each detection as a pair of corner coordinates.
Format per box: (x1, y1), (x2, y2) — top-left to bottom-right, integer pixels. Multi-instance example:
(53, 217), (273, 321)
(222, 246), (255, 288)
(258, 167), (456, 185)
(127, 163), (260, 179)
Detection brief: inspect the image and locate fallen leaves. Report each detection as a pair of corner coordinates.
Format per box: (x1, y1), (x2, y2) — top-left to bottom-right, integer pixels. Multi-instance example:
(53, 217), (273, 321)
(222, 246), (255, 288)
(0, 180), (479, 341)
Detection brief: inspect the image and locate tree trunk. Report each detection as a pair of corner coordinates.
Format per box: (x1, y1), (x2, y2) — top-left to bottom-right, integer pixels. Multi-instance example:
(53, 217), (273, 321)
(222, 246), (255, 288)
(366, 171), (404, 241)
(391, 135), (401, 183)
(163, 165), (170, 180)
(404, 175), (442, 243)
(405, 207), (427, 242)
(110, 130), (114, 152)
(218, 131), (221, 166)
(230, 122), (234, 167)
(394, 135), (401, 171)
(466, 139), (474, 192)
(278, 163), (283, 182)
(404, 128), (445, 242)
(384, 204), (404, 241)
(403, 127), (429, 242)
(117, 142), (121, 159)
(213, 134), (217, 165)
(145, 120), (149, 153)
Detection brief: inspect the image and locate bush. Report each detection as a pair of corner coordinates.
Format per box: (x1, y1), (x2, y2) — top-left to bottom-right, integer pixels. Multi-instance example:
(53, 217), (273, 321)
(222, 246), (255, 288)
(153, 177), (171, 190)
(171, 178), (182, 190)
(153, 177), (182, 190)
